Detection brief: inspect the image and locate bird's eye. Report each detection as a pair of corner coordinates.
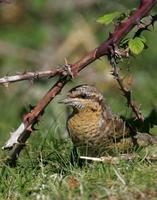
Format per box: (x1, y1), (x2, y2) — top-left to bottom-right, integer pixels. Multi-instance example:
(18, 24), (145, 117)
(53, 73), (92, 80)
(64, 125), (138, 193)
(80, 94), (87, 99)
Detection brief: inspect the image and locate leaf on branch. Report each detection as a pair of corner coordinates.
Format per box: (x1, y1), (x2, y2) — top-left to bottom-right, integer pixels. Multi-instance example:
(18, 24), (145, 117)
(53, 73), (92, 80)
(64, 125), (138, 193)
(96, 11), (122, 25)
(139, 35), (147, 43)
(128, 37), (146, 55)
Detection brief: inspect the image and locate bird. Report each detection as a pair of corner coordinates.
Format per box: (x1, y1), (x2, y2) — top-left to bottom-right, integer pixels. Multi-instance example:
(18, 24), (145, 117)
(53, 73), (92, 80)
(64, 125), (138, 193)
(60, 84), (157, 160)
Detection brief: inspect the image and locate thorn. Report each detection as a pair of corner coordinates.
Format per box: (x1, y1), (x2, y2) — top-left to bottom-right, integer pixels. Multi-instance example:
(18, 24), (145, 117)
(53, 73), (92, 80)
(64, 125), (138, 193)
(29, 104), (35, 111)
(137, 22), (146, 29)
(27, 126), (33, 132)
(63, 58), (75, 79)
(64, 57), (68, 66)
(97, 57), (102, 62)
(27, 77), (34, 85)
(22, 68), (28, 75)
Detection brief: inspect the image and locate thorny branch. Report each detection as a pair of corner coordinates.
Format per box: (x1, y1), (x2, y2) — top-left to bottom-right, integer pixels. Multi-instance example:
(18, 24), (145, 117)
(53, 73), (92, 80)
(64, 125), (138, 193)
(0, 69), (63, 85)
(0, 60), (74, 85)
(109, 49), (144, 121)
(1, 0), (156, 165)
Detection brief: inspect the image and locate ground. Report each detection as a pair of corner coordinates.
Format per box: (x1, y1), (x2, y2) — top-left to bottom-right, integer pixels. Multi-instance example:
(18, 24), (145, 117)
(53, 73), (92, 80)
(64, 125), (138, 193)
(1, 132), (157, 200)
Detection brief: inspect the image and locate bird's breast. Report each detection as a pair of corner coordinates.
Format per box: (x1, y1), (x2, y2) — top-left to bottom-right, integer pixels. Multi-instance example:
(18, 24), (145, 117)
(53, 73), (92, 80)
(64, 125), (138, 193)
(67, 108), (132, 156)
(67, 108), (105, 148)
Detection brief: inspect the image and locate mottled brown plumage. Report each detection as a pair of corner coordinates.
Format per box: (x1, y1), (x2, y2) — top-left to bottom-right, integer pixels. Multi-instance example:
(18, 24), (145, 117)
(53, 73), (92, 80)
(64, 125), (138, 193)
(60, 85), (157, 157)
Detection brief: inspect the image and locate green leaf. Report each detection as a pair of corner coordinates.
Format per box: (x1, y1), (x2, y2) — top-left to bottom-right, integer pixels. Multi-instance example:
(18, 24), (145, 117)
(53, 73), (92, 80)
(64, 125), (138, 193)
(96, 11), (122, 25)
(139, 36), (147, 43)
(128, 37), (145, 55)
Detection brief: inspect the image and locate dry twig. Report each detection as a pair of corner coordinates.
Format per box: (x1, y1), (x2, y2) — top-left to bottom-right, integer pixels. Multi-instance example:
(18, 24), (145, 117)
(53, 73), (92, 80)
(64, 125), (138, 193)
(0, 69), (62, 85)
(80, 154), (157, 164)
(110, 52), (144, 121)
(80, 154), (137, 164)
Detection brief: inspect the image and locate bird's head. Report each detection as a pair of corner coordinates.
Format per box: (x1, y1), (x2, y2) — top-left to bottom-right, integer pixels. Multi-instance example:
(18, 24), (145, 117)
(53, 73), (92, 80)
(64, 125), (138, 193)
(59, 85), (104, 111)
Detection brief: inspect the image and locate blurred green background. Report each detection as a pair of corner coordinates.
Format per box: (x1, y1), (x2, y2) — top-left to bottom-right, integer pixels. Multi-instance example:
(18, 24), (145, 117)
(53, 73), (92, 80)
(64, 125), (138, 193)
(0, 0), (157, 152)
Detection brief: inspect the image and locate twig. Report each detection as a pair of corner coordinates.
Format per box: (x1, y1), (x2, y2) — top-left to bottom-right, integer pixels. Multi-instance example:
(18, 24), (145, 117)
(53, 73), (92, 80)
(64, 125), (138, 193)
(2, 0), (156, 165)
(80, 154), (157, 164)
(110, 52), (144, 121)
(0, 69), (63, 85)
(80, 154), (137, 164)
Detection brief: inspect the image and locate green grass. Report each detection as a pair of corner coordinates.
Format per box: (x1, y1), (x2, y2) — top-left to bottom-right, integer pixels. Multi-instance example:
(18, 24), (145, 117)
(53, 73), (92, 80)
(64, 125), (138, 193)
(1, 129), (157, 200)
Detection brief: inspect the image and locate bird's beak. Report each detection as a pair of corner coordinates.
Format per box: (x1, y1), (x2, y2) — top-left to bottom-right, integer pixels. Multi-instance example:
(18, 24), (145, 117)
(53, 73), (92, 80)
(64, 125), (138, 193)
(58, 97), (73, 105)
(59, 97), (84, 109)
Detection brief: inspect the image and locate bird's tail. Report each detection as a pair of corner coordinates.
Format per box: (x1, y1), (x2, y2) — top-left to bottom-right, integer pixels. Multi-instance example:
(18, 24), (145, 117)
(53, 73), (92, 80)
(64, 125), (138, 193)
(134, 132), (157, 147)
